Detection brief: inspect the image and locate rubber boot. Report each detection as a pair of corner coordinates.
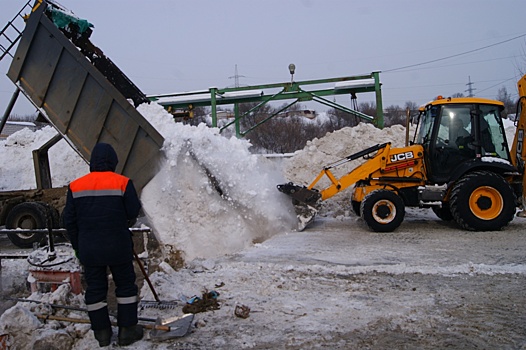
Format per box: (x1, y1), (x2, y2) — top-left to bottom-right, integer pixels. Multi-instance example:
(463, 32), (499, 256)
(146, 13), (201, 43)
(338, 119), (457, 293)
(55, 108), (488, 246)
(118, 324), (144, 346)
(93, 327), (113, 347)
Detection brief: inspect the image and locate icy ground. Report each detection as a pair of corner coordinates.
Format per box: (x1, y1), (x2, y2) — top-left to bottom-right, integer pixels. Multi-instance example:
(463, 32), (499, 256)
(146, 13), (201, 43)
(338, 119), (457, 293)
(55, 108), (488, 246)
(1, 211), (526, 349)
(0, 103), (524, 349)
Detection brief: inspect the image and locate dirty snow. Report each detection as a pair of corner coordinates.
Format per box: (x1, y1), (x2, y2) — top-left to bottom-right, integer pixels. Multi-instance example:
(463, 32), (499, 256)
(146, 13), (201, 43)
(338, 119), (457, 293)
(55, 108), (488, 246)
(0, 105), (524, 349)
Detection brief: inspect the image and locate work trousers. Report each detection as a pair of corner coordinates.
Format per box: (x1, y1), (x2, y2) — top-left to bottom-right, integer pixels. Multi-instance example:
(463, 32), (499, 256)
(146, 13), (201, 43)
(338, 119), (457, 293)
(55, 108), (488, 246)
(84, 261), (139, 330)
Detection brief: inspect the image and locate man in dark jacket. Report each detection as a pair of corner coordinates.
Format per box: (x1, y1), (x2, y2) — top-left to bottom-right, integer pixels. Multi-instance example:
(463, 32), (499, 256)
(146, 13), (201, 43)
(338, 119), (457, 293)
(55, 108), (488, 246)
(64, 143), (143, 347)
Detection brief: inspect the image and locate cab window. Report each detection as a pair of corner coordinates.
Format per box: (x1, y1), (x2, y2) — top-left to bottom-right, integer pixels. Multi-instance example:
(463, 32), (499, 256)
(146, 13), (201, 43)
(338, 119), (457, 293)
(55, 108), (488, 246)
(479, 105), (509, 159)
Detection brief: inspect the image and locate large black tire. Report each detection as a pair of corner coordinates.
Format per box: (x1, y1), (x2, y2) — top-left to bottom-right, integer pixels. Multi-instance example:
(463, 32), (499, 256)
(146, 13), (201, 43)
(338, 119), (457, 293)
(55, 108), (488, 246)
(449, 171), (516, 231)
(360, 189), (405, 232)
(432, 203), (454, 221)
(351, 200), (361, 216)
(5, 202), (49, 248)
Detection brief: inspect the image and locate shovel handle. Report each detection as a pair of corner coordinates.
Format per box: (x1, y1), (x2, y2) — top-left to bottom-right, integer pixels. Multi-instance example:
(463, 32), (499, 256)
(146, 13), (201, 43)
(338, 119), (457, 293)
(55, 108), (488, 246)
(133, 250), (161, 303)
(35, 314), (171, 331)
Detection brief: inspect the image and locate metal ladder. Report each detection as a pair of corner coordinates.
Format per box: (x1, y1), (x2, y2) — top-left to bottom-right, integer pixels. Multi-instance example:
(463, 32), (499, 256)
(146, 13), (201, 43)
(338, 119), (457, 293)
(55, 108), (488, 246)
(0, 0), (35, 62)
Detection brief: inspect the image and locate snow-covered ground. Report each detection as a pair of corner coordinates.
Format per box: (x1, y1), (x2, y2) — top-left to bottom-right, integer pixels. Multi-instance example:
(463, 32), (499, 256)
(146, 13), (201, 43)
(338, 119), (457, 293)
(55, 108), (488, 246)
(0, 104), (524, 349)
(2, 212), (526, 349)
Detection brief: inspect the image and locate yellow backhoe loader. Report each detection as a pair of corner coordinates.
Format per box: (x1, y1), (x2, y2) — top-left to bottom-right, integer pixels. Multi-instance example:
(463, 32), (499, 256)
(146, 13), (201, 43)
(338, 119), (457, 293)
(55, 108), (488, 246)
(278, 75), (526, 232)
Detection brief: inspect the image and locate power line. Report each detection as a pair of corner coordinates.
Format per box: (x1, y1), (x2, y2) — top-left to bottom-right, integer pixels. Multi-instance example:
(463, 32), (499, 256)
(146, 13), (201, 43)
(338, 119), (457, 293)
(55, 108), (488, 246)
(386, 55), (523, 74)
(384, 33), (526, 73)
(476, 76), (518, 95)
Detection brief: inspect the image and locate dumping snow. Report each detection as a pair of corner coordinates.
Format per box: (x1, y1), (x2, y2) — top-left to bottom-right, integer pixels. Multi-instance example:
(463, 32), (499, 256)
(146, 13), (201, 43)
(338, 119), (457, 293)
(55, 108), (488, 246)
(0, 103), (298, 262)
(138, 103), (297, 261)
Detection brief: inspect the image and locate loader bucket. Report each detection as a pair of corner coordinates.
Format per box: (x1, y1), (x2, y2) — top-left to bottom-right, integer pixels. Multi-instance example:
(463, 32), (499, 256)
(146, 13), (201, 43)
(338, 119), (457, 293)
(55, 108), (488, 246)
(277, 182), (321, 231)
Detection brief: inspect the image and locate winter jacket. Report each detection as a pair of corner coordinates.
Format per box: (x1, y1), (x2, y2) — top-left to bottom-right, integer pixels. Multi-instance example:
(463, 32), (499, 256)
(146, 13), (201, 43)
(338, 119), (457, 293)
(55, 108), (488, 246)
(64, 143), (141, 266)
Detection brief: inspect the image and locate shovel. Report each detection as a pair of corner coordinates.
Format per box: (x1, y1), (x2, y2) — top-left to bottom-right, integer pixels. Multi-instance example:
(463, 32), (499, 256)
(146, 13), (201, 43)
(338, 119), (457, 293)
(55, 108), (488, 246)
(149, 314), (195, 341)
(35, 313), (194, 339)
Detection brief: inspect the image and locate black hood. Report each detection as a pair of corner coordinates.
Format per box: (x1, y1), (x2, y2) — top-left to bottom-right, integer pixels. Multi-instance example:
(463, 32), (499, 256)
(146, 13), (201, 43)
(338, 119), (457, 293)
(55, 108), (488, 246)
(90, 143), (118, 172)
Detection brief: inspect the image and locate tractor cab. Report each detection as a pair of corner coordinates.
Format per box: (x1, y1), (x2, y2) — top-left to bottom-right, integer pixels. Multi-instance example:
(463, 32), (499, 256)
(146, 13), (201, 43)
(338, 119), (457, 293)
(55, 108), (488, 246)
(414, 96), (510, 184)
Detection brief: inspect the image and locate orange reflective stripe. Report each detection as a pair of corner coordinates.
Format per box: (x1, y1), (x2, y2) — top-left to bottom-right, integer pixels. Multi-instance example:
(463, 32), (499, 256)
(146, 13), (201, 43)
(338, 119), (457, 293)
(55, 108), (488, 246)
(70, 172), (129, 195)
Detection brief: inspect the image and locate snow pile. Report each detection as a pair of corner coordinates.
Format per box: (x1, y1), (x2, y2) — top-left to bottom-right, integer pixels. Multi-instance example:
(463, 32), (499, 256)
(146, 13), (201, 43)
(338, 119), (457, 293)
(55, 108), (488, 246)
(0, 284), (92, 350)
(282, 123), (409, 216)
(283, 123), (408, 186)
(138, 103), (297, 262)
(0, 126), (86, 190)
(0, 103), (297, 263)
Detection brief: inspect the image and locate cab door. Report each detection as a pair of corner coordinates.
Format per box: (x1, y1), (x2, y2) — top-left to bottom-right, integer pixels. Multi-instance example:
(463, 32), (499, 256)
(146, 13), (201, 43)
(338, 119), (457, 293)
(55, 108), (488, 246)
(429, 105), (476, 183)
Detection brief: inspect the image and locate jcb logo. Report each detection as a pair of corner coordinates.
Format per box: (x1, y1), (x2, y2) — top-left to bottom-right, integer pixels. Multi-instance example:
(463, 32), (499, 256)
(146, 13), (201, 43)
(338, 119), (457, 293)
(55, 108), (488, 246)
(390, 151), (414, 162)
(517, 129), (524, 158)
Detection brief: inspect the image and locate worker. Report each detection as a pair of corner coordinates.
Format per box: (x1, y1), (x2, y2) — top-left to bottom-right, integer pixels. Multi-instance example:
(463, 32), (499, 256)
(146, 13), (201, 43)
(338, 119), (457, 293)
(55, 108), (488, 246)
(64, 143), (143, 347)
(449, 114), (471, 149)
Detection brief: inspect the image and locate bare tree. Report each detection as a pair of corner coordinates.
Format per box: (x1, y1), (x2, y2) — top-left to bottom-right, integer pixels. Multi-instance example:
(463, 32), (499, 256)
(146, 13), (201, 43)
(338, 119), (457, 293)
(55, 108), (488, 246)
(326, 107), (359, 129)
(496, 86), (517, 117)
(358, 101), (377, 118)
(187, 106), (209, 126)
(241, 102), (332, 153)
(515, 40), (526, 76)
(245, 116), (327, 153)
(8, 114), (36, 122)
(403, 101), (418, 122)
(384, 105), (404, 126)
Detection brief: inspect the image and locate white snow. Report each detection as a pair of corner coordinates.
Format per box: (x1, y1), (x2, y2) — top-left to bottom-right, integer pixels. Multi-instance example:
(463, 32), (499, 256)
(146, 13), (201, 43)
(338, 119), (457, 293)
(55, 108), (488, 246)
(0, 104), (523, 349)
(137, 103), (297, 261)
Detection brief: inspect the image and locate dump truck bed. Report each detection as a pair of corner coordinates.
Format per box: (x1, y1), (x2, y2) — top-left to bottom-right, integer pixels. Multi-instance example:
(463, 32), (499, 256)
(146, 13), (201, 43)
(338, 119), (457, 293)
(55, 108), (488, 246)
(6, 1), (165, 193)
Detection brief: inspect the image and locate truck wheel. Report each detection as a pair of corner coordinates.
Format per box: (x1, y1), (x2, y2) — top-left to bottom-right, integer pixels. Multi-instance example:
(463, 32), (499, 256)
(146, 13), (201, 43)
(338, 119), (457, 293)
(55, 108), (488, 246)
(432, 203), (454, 221)
(5, 202), (49, 248)
(449, 171), (516, 231)
(360, 190), (405, 232)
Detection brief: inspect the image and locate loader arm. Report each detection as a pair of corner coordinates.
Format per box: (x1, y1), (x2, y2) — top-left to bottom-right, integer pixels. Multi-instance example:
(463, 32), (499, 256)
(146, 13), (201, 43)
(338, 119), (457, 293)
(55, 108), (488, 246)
(278, 142), (427, 231)
(311, 143), (391, 200)
(277, 143), (392, 230)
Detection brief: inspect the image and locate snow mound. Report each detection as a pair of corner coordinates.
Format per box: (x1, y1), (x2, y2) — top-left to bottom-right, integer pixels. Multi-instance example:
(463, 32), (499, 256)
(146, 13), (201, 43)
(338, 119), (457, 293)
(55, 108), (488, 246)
(138, 103), (297, 262)
(0, 126), (86, 190)
(0, 104), (297, 263)
(282, 123), (408, 216)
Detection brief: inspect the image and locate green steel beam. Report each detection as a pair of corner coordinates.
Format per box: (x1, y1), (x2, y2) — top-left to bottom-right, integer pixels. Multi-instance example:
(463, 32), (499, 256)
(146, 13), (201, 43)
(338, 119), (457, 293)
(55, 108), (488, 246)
(372, 71), (383, 128)
(217, 89), (287, 136)
(238, 100), (298, 137)
(306, 92), (374, 122)
(210, 87), (218, 127)
(148, 71), (384, 135)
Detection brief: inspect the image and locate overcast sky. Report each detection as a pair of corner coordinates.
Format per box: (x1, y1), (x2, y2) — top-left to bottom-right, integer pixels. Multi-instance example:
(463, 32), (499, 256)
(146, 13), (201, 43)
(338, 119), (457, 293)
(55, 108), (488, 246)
(1, 0), (525, 116)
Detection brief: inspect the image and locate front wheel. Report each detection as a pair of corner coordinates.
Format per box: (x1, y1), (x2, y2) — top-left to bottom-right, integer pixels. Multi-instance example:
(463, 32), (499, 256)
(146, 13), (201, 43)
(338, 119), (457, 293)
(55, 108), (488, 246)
(360, 190), (405, 232)
(449, 171), (516, 231)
